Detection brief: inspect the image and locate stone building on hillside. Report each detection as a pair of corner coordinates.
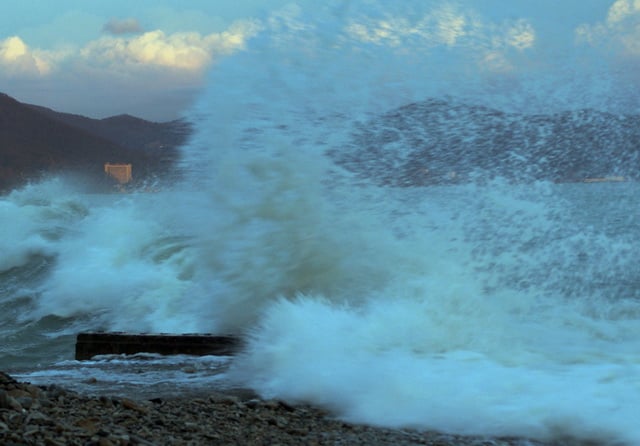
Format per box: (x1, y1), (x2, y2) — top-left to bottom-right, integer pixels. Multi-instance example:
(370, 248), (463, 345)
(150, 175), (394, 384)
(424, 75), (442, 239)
(104, 163), (132, 184)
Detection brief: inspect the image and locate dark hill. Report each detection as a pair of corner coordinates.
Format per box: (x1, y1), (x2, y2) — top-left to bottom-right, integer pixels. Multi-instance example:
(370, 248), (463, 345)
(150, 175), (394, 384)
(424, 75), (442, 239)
(27, 105), (191, 153)
(0, 93), (191, 193)
(333, 98), (640, 186)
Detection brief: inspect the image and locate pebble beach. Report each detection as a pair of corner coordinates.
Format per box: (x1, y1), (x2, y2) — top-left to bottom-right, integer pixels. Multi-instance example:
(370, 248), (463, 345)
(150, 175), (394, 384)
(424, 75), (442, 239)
(1, 371), (577, 446)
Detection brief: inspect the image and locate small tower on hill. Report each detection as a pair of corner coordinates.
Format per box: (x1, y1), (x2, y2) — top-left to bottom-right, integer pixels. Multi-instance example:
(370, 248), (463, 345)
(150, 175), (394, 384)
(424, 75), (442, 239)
(104, 163), (132, 184)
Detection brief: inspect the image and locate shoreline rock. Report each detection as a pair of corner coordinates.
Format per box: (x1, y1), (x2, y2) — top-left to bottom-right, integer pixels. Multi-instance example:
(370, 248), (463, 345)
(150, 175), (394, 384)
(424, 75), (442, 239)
(1, 371), (570, 445)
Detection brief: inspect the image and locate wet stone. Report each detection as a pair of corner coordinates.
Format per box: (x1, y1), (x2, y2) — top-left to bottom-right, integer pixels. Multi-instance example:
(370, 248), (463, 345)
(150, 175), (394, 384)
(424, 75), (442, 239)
(0, 370), (559, 446)
(0, 389), (8, 409)
(16, 396), (33, 409)
(26, 384), (42, 397)
(7, 395), (23, 412)
(25, 411), (51, 424)
(8, 388), (31, 398)
(120, 397), (149, 413)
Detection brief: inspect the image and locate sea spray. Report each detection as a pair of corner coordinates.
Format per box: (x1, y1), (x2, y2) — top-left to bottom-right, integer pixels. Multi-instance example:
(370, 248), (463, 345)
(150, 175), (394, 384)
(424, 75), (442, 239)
(4, 1), (640, 443)
(192, 2), (640, 443)
(0, 179), (88, 272)
(230, 179), (640, 443)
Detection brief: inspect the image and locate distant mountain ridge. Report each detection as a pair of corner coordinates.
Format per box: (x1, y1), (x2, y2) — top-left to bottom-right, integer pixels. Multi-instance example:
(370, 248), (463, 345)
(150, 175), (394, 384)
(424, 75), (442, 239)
(0, 93), (191, 192)
(27, 104), (191, 153)
(333, 98), (640, 185)
(5, 92), (639, 193)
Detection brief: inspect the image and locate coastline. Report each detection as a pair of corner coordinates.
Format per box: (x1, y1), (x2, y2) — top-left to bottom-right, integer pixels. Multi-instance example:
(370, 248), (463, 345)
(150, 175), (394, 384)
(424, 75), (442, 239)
(2, 371), (562, 446)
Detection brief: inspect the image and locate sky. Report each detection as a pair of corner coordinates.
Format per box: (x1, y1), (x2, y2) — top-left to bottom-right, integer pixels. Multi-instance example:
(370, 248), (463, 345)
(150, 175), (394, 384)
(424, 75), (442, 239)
(0, 0), (636, 121)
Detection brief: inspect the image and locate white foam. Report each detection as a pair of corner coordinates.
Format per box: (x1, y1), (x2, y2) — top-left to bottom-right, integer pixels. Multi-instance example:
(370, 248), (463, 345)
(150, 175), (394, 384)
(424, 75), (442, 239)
(11, 2), (640, 443)
(0, 178), (94, 272)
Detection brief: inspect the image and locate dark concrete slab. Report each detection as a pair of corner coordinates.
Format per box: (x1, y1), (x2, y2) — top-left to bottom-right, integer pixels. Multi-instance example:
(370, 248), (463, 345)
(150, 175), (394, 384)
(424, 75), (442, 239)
(75, 332), (242, 360)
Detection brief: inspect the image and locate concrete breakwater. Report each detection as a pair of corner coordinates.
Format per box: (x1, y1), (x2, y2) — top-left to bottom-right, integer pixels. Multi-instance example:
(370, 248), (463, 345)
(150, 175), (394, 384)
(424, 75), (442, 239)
(75, 332), (241, 360)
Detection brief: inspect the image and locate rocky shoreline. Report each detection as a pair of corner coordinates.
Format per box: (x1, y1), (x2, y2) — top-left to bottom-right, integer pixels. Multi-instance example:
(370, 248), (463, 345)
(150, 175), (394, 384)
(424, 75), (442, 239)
(1, 371), (576, 445)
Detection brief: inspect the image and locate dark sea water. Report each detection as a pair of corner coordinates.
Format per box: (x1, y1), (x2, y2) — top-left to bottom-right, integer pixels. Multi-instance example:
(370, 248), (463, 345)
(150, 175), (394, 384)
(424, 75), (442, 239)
(3, 1), (640, 444)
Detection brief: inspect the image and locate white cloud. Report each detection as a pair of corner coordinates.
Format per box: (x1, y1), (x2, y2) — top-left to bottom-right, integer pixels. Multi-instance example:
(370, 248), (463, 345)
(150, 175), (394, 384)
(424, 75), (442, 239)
(0, 19), (261, 120)
(81, 20), (260, 72)
(82, 31), (210, 71)
(0, 36), (53, 76)
(1, 20), (260, 79)
(344, 6), (535, 73)
(576, 0), (640, 55)
(345, 19), (409, 47)
(606, 0), (640, 24)
(432, 5), (468, 46)
(344, 6), (472, 47)
(505, 20), (536, 50)
(481, 51), (514, 73)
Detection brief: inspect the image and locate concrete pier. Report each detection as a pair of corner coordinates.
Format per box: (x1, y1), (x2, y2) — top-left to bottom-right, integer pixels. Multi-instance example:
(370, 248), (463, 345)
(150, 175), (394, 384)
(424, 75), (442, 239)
(75, 332), (241, 360)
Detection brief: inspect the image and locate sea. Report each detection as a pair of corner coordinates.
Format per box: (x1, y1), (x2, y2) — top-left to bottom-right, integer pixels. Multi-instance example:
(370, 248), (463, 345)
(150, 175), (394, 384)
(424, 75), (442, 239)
(3, 1), (640, 444)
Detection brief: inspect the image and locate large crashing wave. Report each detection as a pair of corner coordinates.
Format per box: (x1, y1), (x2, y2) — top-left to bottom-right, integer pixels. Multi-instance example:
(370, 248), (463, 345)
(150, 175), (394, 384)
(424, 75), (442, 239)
(6, 1), (640, 443)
